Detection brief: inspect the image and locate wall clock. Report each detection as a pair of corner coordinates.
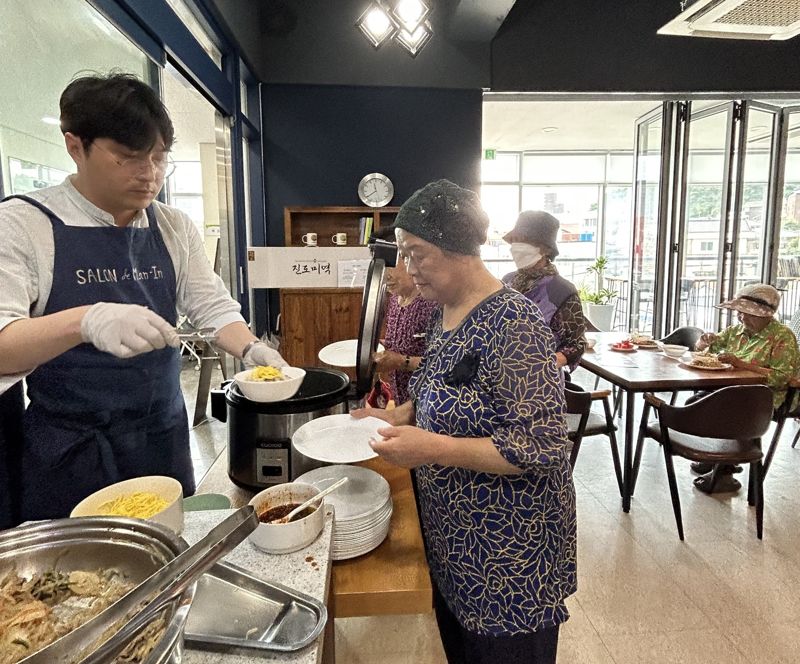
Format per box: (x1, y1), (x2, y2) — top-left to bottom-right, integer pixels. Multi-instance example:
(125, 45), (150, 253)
(358, 172), (394, 207)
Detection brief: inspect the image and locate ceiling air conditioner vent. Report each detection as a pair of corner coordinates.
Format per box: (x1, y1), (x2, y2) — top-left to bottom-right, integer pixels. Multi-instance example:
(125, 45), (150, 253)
(658, 0), (800, 40)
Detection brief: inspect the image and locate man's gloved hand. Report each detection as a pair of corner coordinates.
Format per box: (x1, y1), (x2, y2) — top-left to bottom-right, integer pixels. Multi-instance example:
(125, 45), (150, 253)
(81, 302), (180, 358)
(243, 341), (288, 368)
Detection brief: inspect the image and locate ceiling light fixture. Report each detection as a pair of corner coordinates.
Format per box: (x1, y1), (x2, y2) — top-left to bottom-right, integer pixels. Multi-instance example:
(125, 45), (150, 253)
(541, 126), (559, 133)
(357, 1), (433, 57)
(357, 3), (396, 49)
(394, 20), (433, 57)
(41, 116), (60, 126)
(391, 0), (430, 34)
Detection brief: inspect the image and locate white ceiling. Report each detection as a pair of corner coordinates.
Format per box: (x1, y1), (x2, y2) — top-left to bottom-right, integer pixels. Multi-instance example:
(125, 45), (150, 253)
(482, 100), (661, 152)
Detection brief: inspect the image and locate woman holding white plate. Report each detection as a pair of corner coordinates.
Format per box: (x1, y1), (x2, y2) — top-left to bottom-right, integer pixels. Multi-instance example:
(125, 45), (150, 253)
(353, 180), (575, 664)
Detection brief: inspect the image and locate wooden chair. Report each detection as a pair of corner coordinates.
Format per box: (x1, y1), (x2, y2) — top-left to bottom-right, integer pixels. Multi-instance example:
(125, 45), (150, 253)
(564, 383), (623, 496)
(636, 386), (774, 540)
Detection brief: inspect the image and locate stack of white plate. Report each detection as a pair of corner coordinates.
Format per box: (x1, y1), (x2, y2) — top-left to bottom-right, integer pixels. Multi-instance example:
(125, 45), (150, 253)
(294, 464), (393, 561)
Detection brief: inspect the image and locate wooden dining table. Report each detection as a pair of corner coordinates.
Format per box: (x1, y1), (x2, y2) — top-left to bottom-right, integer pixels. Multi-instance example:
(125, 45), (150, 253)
(579, 332), (765, 512)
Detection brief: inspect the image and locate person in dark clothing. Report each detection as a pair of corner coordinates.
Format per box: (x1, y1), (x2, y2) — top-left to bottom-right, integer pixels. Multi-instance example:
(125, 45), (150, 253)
(502, 210), (587, 372)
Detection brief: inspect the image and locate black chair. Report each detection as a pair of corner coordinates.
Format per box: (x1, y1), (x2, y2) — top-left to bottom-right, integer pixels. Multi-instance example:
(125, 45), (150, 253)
(767, 377), (800, 457)
(659, 325), (704, 348)
(564, 383), (623, 496)
(635, 386), (773, 540)
(657, 326), (705, 405)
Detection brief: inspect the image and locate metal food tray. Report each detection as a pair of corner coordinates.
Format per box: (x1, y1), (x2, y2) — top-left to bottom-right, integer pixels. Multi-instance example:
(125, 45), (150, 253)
(184, 562), (327, 652)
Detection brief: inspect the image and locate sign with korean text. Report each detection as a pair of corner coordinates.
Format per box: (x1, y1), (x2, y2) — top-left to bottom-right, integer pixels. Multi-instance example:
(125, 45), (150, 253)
(247, 247), (372, 288)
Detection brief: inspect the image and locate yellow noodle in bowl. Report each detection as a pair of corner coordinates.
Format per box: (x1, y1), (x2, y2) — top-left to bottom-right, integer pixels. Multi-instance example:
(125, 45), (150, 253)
(71, 476), (184, 534)
(249, 365), (286, 382)
(98, 492), (169, 519)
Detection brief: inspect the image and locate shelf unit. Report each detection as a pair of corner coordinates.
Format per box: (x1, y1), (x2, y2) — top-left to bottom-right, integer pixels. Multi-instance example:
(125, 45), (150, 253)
(280, 206), (399, 373)
(283, 206), (399, 247)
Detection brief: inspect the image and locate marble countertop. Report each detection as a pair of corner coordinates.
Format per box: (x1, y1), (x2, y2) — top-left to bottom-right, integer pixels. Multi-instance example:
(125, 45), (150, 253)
(181, 507), (333, 664)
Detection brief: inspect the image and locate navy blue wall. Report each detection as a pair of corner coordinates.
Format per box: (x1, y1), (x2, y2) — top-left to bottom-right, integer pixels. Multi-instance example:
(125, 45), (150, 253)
(262, 84), (483, 245)
(257, 83), (482, 331)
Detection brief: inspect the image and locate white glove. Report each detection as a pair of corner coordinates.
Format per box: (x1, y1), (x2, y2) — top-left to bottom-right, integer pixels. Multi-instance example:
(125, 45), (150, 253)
(81, 302), (180, 359)
(243, 341), (288, 368)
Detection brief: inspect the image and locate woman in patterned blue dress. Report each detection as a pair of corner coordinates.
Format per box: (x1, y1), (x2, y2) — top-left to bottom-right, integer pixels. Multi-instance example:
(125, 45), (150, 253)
(353, 180), (577, 664)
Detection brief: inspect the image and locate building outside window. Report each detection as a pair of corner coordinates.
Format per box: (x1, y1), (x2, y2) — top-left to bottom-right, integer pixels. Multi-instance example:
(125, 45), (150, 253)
(480, 151), (633, 293)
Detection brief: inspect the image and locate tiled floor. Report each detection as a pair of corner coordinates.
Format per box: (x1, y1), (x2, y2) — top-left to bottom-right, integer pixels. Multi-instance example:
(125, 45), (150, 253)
(185, 364), (800, 663)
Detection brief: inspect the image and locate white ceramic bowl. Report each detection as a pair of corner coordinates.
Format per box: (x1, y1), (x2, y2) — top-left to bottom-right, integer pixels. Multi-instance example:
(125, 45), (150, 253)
(70, 475), (184, 534)
(234, 366), (306, 402)
(662, 343), (688, 358)
(248, 482), (325, 554)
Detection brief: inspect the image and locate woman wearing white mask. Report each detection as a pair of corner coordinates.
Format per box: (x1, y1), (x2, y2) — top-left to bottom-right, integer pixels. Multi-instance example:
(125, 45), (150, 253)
(502, 211), (586, 371)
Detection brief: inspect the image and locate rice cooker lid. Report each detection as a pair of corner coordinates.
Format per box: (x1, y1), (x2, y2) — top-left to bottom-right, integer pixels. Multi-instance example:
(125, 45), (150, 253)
(226, 367), (350, 414)
(356, 259), (387, 396)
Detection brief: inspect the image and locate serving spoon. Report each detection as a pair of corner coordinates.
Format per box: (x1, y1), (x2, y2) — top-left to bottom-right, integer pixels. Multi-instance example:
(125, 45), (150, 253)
(274, 477), (348, 524)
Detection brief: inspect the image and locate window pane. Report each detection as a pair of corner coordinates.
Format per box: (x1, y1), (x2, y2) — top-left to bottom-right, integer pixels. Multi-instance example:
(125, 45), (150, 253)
(522, 154), (605, 183)
(481, 153), (519, 182)
(521, 185), (600, 284)
(0, 0), (149, 197)
(607, 154), (634, 182)
(480, 184), (518, 277)
(604, 185), (632, 279)
(481, 184), (519, 237)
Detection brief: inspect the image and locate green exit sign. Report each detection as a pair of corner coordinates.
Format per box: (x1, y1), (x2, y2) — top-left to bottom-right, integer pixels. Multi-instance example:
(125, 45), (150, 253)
(484, 149), (496, 160)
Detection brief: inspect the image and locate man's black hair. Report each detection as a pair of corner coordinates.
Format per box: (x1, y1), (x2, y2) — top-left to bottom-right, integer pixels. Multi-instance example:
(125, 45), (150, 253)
(60, 72), (175, 152)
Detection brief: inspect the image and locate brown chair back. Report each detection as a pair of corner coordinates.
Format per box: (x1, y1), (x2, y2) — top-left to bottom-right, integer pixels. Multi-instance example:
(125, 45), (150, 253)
(658, 385), (773, 440)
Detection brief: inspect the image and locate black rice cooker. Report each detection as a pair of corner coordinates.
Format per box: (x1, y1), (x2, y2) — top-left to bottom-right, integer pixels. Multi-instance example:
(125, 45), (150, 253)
(210, 367), (350, 490)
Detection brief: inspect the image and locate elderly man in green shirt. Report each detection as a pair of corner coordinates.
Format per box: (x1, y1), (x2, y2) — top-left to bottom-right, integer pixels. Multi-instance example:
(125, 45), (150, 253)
(691, 283), (800, 493)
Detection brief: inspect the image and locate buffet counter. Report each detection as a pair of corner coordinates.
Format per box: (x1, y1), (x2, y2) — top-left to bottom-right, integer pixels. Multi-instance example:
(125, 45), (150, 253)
(182, 508), (334, 664)
(196, 451), (432, 619)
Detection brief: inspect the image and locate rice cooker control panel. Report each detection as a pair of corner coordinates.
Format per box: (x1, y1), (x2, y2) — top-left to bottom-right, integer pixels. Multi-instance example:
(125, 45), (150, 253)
(255, 441), (290, 485)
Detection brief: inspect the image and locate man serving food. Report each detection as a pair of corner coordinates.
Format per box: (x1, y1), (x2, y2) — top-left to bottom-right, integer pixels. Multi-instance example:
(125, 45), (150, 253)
(0, 73), (286, 525)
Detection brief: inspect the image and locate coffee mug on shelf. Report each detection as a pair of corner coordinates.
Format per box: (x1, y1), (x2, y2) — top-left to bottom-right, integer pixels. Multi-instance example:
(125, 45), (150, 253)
(332, 232), (348, 246)
(301, 232), (318, 246)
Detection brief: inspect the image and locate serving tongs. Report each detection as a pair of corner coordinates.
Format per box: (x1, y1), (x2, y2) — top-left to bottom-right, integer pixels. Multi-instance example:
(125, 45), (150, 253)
(176, 326), (217, 344)
(20, 506), (258, 664)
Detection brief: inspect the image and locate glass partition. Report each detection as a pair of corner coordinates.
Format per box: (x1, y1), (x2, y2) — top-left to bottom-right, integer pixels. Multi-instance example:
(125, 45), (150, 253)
(630, 106), (670, 334)
(677, 105), (734, 332)
(0, 0), (150, 197)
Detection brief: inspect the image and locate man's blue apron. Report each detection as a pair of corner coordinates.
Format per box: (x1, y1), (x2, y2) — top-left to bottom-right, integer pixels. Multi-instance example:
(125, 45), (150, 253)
(5, 195), (195, 522)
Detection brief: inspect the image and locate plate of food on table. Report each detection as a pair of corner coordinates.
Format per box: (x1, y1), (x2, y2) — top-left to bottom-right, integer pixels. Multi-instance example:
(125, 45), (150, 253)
(629, 333), (659, 349)
(679, 351), (732, 371)
(608, 340), (637, 352)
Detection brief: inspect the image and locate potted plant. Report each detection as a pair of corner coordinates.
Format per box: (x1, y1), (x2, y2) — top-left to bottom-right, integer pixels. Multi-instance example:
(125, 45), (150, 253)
(579, 256), (618, 331)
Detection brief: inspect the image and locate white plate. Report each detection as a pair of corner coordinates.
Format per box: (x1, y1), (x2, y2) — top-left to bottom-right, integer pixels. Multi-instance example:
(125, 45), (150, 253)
(292, 416), (384, 464)
(318, 339), (385, 367)
(294, 464), (391, 519)
(678, 359), (733, 371)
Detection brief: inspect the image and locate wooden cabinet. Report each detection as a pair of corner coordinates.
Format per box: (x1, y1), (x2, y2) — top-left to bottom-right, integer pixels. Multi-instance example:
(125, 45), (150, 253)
(279, 206), (399, 373)
(283, 206), (399, 247)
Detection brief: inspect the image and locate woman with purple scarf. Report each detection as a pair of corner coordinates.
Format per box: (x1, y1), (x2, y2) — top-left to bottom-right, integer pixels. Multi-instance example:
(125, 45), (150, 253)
(502, 211), (586, 372)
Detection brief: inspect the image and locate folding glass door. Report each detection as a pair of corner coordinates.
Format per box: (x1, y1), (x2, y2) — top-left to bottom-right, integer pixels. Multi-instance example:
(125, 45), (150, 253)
(630, 104), (676, 334)
(631, 99), (797, 337)
(675, 103), (736, 333)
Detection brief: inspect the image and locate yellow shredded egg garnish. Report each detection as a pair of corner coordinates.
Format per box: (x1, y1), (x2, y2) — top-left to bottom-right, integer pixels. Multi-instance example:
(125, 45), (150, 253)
(249, 365), (286, 382)
(97, 492), (169, 519)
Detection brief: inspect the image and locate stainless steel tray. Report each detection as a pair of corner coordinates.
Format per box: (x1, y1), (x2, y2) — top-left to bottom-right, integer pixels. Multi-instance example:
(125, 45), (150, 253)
(184, 562), (327, 652)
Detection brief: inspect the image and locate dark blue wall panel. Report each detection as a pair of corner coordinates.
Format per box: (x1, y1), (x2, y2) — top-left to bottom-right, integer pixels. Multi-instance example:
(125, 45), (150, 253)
(256, 84), (482, 330)
(262, 84), (483, 246)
